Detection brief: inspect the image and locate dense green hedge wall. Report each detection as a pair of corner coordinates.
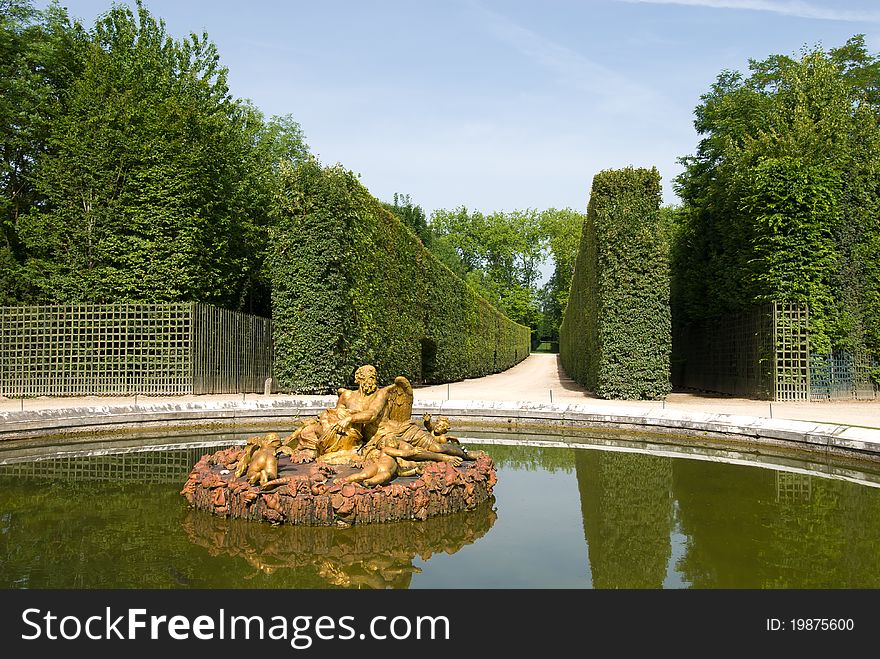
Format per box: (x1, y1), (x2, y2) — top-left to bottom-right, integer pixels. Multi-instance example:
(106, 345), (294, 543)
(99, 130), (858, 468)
(672, 40), (880, 361)
(560, 167), (671, 399)
(269, 159), (531, 393)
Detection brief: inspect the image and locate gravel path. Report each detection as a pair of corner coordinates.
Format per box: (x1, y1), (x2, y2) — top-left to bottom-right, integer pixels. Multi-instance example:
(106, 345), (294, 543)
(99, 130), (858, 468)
(2, 352), (877, 428)
(415, 353), (880, 428)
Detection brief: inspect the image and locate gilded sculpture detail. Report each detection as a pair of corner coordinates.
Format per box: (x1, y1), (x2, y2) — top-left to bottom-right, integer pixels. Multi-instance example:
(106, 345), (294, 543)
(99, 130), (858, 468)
(235, 432), (294, 486)
(181, 365), (497, 526)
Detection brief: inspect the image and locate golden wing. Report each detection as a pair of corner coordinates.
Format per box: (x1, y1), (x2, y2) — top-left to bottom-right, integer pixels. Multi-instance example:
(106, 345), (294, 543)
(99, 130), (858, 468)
(385, 376), (414, 422)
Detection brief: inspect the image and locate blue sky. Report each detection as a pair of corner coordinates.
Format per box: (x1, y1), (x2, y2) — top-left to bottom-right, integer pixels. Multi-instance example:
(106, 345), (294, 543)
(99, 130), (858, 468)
(36, 0), (880, 217)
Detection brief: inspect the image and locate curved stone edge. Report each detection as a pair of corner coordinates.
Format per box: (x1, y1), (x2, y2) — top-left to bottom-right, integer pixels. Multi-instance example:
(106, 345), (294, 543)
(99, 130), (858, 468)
(0, 398), (339, 443)
(180, 446), (497, 526)
(418, 400), (880, 459)
(1, 397), (879, 461)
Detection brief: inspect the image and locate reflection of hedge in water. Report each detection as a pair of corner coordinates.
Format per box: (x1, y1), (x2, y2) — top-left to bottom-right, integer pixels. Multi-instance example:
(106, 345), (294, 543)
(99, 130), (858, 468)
(575, 450), (673, 588)
(181, 501), (497, 589)
(0, 478), (194, 588)
(672, 461), (880, 588)
(766, 482), (846, 588)
(824, 481), (880, 583)
(672, 461), (773, 587)
(471, 443), (575, 473)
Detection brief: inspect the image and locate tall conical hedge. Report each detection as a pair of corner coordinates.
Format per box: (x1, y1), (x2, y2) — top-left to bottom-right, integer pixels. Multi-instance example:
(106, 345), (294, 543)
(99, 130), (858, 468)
(560, 167), (671, 399)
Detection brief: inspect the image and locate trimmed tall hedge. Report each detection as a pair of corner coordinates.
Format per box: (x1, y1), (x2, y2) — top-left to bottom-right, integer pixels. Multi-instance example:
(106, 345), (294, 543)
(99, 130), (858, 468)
(269, 159), (531, 393)
(560, 167), (671, 399)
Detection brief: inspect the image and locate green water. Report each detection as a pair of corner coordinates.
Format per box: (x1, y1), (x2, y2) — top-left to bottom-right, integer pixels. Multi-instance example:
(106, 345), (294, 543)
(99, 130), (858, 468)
(1, 432), (880, 588)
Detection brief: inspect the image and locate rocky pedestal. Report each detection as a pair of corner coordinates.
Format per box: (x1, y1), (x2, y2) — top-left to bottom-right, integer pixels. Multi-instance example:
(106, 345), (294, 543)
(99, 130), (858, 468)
(181, 445), (497, 527)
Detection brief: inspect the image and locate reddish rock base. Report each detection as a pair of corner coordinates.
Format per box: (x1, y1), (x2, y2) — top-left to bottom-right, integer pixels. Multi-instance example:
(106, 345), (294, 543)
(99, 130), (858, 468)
(180, 445), (497, 527)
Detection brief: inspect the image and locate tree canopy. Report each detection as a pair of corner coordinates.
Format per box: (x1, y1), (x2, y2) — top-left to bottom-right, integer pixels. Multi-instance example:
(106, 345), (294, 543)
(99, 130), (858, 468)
(0, 0), (308, 314)
(424, 205), (584, 339)
(673, 35), (880, 356)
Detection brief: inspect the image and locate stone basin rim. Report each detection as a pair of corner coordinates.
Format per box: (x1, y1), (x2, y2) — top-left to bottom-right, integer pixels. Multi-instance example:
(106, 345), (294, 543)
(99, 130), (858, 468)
(1, 397), (879, 463)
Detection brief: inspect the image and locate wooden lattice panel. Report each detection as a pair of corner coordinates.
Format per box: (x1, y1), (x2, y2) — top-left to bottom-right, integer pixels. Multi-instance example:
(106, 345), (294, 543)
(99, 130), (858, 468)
(674, 303), (774, 399)
(675, 301), (875, 402)
(0, 303), (272, 397)
(811, 350), (879, 401)
(772, 303), (810, 402)
(192, 304), (273, 394)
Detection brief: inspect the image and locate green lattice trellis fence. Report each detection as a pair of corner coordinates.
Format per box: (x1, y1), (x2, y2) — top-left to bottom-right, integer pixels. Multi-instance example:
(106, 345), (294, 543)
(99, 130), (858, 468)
(771, 302), (810, 402)
(810, 350), (878, 401)
(0, 303), (273, 397)
(674, 302), (813, 401)
(674, 303), (775, 399)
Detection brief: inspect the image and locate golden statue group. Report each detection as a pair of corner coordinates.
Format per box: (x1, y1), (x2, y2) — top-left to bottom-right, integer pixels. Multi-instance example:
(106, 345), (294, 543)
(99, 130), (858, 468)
(181, 365), (497, 526)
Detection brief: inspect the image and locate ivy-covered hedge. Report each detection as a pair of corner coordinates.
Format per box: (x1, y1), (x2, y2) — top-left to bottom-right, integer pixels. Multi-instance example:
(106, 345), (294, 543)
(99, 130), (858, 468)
(560, 167), (671, 399)
(269, 159), (531, 393)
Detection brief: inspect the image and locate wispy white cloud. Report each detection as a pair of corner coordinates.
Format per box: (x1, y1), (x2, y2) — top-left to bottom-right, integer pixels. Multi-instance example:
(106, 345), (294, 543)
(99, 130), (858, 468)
(468, 2), (666, 115)
(617, 0), (880, 22)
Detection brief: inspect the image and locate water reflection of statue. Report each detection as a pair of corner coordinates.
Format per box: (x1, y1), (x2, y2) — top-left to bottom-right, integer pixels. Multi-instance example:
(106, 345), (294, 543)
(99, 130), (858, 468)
(181, 501), (497, 588)
(316, 555), (422, 589)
